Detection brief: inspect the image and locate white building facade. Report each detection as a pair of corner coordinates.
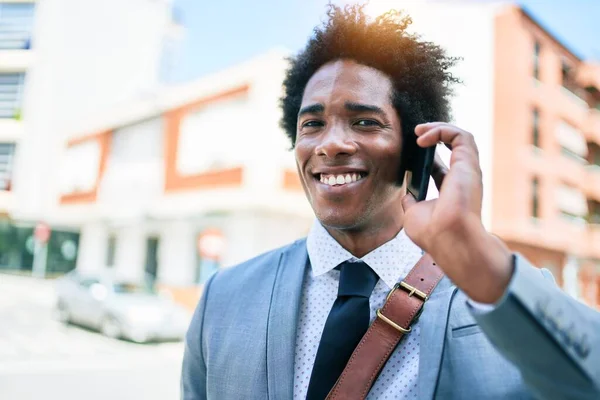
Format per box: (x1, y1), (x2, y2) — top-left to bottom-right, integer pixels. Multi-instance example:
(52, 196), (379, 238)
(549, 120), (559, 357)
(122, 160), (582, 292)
(0, 0), (179, 276)
(57, 51), (313, 289)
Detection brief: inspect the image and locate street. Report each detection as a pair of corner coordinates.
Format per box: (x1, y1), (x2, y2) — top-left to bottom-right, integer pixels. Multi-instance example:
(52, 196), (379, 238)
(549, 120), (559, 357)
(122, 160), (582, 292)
(0, 274), (185, 400)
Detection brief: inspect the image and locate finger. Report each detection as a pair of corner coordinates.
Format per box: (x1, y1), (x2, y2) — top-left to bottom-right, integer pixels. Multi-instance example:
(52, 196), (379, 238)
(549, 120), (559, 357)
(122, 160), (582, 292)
(401, 192), (417, 213)
(431, 152), (448, 190)
(415, 122), (447, 136)
(416, 126), (480, 165)
(416, 123), (453, 151)
(415, 123), (453, 150)
(417, 125), (467, 146)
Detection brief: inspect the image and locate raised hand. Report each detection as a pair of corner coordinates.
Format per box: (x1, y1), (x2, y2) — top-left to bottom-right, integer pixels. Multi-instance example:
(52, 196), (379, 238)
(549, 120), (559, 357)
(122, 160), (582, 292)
(402, 122), (513, 304)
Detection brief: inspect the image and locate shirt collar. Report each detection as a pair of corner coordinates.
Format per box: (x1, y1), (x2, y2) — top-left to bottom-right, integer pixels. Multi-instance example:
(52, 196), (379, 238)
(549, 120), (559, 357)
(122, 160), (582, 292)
(306, 219), (423, 289)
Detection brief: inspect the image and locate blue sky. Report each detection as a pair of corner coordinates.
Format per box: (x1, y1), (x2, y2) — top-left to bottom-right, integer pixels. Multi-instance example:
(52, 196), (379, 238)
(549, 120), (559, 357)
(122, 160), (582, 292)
(169, 0), (600, 84)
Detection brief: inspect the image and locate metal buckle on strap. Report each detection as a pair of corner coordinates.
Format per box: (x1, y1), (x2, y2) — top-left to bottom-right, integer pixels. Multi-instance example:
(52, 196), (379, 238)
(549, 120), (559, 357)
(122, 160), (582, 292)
(376, 309), (411, 333)
(377, 280), (429, 334)
(398, 281), (428, 301)
(384, 280), (429, 303)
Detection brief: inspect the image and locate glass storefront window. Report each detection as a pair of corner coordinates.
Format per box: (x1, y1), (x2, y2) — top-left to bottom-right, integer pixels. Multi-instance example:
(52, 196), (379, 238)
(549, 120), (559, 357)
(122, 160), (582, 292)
(45, 230), (79, 275)
(0, 218), (79, 276)
(0, 220), (33, 273)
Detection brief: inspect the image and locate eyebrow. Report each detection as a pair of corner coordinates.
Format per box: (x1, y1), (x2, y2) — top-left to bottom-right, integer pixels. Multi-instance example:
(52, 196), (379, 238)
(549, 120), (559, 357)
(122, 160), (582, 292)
(297, 102), (386, 118)
(298, 104), (325, 117)
(344, 102), (385, 115)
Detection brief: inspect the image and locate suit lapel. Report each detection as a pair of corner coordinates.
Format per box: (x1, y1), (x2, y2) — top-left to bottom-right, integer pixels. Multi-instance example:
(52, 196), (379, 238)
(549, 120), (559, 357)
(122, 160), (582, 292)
(417, 276), (457, 400)
(266, 240), (308, 400)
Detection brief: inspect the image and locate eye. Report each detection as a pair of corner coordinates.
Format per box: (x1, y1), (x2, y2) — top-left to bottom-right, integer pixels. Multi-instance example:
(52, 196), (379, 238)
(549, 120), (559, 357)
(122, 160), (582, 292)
(354, 119), (382, 128)
(301, 120), (324, 128)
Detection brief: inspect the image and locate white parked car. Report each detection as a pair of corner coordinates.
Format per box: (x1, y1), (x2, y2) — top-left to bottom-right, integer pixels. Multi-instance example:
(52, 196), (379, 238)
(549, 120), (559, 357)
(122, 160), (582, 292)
(54, 270), (191, 343)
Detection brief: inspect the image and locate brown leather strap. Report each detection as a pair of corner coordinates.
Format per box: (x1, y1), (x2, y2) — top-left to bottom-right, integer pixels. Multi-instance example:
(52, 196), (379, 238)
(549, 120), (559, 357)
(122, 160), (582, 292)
(326, 254), (443, 400)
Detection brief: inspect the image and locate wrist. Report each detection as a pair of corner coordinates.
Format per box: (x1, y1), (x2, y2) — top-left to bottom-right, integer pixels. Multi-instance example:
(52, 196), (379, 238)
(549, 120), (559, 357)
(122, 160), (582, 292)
(433, 219), (513, 304)
(462, 228), (513, 303)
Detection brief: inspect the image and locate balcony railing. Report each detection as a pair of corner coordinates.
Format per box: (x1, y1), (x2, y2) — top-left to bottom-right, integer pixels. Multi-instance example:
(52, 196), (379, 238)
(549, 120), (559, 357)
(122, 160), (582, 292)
(0, 21), (31, 49)
(0, 73), (24, 119)
(0, 3), (34, 50)
(0, 143), (15, 191)
(561, 85), (589, 108)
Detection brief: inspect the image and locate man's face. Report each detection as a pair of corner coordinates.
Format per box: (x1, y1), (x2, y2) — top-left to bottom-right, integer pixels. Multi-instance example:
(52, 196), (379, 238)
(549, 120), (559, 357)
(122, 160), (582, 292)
(295, 60), (404, 231)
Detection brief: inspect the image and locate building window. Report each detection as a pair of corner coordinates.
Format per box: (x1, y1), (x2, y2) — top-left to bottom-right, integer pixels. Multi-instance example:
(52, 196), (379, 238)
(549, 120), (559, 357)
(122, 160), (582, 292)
(0, 223), (34, 272)
(59, 140), (101, 195)
(532, 178), (539, 219)
(533, 40), (541, 80)
(177, 97), (249, 175)
(110, 117), (164, 165)
(0, 143), (15, 191)
(0, 3), (35, 50)
(588, 143), (600, 168)
(588, 200), (600, 225)
(45, 230), (79, 275)
(100, 117), (164, 205)
(0, 73), (25, 119)
(144, 236), (159, 283)
(532, 108), (540, 148)
(556, 121), (588, 164)
(106, 235), (116, 267)
(561, 61), (570, 88)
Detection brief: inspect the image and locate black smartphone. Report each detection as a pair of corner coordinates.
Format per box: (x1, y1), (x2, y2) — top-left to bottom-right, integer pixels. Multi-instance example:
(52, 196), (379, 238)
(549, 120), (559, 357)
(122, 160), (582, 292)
(401, 142), (436, 202)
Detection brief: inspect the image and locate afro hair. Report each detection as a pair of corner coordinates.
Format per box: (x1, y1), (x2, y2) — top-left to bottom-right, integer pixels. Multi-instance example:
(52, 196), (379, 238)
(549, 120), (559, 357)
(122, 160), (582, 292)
(280, 4), (460, 149)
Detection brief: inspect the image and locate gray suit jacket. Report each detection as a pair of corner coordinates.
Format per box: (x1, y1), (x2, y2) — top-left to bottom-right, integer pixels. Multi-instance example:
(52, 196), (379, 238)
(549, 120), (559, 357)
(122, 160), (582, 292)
(182, 239), (600, 399)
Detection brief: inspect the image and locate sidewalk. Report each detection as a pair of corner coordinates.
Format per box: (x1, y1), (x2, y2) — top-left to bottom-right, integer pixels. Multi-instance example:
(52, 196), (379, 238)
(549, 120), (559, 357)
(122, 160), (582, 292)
(0, 273), (184, 399)
(0, 273), (182, 367)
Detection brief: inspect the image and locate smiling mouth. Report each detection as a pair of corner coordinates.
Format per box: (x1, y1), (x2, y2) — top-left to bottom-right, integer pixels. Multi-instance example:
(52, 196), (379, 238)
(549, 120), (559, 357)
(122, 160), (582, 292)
(316, 172), (367, 187)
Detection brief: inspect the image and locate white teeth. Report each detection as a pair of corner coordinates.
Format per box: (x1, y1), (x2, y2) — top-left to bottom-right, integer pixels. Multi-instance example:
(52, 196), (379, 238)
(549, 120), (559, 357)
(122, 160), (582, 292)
(320, 173), (365, 186)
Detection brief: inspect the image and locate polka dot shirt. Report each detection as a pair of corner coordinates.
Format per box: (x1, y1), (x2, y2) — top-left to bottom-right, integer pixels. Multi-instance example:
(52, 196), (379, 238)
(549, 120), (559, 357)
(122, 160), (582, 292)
(293, 220), (424, 399)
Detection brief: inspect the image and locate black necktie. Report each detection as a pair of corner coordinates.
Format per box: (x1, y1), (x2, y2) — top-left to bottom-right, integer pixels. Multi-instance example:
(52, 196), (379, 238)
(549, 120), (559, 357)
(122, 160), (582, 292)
(306, 260), (379, 400)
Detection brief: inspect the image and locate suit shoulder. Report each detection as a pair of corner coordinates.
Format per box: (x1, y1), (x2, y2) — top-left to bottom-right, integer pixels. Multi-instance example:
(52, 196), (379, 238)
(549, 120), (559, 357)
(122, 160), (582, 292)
(209, 238), (307, 288)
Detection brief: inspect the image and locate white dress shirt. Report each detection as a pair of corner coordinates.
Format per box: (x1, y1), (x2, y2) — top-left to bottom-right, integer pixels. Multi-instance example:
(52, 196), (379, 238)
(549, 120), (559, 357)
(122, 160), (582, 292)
(293, 220), (424, 399)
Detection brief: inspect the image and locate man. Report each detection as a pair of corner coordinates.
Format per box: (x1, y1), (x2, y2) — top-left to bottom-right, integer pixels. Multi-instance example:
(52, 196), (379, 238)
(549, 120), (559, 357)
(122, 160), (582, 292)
(182, 5), (600, 399)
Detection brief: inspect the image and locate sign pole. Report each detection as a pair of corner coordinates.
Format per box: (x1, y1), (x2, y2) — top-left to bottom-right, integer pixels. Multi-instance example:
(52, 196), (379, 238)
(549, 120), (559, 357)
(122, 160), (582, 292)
(32, 223), (51, 278)
(32, 241), (48, 278)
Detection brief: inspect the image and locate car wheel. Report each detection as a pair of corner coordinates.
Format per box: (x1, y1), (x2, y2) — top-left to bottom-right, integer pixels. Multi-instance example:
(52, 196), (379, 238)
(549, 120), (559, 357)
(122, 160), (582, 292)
(100, 316), (122, 340)
(128, 330), (149, 344)
(55, 301), (71, 324)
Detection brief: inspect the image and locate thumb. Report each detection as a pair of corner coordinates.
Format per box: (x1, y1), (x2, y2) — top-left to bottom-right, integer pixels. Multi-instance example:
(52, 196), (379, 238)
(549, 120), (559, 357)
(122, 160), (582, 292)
(401, 193), (417, 213)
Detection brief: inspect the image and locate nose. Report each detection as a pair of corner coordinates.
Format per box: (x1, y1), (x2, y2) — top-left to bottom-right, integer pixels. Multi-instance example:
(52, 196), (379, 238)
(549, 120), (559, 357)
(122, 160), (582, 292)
(314, 123), (357, 158)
